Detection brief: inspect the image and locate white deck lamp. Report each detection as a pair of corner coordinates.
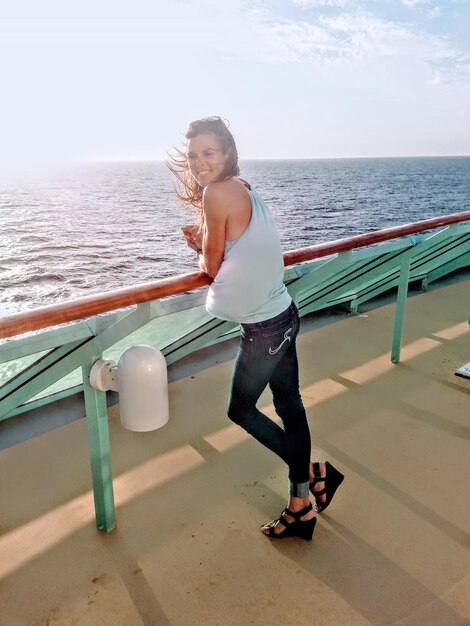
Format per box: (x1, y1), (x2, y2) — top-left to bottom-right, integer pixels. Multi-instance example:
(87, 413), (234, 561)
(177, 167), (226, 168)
(89, 344), (169, 432)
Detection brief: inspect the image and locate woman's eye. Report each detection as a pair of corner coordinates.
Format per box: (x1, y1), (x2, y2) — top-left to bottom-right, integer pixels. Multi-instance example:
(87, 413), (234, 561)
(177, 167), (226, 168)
(187, 150), (218, 160)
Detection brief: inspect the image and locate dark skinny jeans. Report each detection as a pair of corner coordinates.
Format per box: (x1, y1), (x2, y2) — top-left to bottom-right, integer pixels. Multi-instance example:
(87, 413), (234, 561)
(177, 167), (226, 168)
(227, 302), (311, 497)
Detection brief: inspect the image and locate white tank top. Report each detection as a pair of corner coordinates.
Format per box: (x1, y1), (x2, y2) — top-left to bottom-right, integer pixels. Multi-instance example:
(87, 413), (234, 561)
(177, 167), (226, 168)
(205, 183), (291, 323)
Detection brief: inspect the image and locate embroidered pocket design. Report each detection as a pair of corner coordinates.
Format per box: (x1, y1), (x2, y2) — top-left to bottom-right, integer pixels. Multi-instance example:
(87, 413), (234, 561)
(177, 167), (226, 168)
(268, 328), (292, 355)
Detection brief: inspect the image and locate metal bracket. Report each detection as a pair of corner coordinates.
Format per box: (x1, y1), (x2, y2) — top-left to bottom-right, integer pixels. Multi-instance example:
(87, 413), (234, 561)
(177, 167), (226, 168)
(89, 359), (118, 391)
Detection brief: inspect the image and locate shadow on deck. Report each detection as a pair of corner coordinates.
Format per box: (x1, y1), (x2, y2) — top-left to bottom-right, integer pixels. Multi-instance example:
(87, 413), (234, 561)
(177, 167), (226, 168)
(0, 278), (469, 625)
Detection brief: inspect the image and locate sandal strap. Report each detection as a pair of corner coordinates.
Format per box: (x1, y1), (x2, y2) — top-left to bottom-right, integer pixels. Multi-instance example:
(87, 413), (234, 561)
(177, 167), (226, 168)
(278, 509), (295, 526)
(313, 487), (327, 497)
(311, 462), (325, 484)
(285, 503), (313, 519)
(264, 503), (314, 536)
(264, 515), (289, 530)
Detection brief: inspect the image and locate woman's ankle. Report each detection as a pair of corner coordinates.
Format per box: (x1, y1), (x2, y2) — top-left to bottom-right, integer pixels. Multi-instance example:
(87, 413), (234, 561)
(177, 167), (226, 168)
(288, 495), (310, 511)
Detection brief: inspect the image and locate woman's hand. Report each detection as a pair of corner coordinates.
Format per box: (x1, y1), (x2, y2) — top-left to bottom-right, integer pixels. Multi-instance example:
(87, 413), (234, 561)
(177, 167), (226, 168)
(181, 224), (202, 252)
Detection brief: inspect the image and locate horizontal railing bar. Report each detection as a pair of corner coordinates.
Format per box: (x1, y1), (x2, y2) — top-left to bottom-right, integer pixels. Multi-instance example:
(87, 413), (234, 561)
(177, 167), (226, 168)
(0, 272), (211, 341)
(283, 211), (470, 265)
(1, 210), (469, 341)
(0, 320), (95, 364)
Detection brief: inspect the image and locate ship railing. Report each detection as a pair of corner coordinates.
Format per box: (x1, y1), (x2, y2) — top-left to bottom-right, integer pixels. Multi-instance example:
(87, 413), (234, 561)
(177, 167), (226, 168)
(1, 210), (469, 532)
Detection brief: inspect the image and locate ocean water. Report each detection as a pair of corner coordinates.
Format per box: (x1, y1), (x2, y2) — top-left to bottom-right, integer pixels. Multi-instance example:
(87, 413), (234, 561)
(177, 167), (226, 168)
(0, 157), (469, 315)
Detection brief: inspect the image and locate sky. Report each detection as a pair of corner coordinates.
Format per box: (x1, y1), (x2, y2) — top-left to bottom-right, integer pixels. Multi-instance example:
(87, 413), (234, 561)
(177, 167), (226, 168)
(1, 0), (470, 168)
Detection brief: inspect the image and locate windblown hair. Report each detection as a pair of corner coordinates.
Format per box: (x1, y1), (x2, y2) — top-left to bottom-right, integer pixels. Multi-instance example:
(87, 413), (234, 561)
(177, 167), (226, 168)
(167, 116), (240, 213)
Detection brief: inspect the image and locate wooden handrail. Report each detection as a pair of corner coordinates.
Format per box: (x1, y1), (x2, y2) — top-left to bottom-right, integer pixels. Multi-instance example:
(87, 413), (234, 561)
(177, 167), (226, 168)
(1, 210), (469, 340)
(283, 210), (470, 265)
(0, 272), (212, 341)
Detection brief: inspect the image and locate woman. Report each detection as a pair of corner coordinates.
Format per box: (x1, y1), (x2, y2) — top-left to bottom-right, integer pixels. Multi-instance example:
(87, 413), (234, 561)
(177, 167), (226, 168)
(169, 116), (343, 540)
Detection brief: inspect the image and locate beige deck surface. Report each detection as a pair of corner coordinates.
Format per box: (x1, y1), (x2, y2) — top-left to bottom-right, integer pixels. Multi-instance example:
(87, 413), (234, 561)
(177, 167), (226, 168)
(0, 280), (469, 626)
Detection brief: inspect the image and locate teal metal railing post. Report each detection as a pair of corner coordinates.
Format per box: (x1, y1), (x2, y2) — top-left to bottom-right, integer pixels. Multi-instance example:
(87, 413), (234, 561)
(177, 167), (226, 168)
(82, 357), (116, 532)
(391, 252), (412, 364)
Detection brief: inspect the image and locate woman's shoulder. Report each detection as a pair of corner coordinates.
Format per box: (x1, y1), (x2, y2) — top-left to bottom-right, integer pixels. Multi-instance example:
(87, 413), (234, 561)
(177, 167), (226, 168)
(203, 178), (251, 206)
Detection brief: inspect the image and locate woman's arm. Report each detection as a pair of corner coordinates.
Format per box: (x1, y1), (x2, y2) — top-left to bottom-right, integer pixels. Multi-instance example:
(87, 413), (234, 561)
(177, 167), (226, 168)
(197, 183), (231, 278)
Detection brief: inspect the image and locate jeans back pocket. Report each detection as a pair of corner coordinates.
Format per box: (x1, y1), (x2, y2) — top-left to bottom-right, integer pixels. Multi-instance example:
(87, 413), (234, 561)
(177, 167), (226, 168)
(263, 324), (295, 359)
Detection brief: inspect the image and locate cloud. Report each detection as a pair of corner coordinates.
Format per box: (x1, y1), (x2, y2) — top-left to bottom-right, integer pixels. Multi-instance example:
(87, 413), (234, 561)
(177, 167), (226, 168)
(290, 0), (351, 6)
(253, 13), (403, 63)
(400, 0), (442, 18)
(401, 0), (430, 6)
(244, 8), (469, 89)
(319, 12), (441, 58)
(427, 53), (470, 86)
(253, 19), (343, 63)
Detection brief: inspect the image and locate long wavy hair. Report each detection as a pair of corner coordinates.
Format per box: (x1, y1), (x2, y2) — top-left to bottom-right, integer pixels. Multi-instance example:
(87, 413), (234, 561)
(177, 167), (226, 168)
(167, 116), (240, 217)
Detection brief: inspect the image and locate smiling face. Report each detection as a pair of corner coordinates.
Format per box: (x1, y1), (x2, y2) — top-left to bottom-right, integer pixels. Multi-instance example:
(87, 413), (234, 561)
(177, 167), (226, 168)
(186, 133), (230, 187)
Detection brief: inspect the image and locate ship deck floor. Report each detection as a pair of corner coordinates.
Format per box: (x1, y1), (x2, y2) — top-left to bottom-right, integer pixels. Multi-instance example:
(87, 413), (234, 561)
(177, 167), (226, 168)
(1, 277), (469, 626)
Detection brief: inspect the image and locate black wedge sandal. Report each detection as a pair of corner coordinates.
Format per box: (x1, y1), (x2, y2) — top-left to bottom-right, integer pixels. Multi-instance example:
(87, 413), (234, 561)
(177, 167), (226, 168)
(310, 461), (344, 513)
(262, 503), (316, 541)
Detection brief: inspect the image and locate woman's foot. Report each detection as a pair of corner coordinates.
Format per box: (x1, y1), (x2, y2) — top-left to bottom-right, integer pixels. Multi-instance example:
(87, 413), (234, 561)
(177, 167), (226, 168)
(261, 496), (315, 537)
(309, 461), (345, 512)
